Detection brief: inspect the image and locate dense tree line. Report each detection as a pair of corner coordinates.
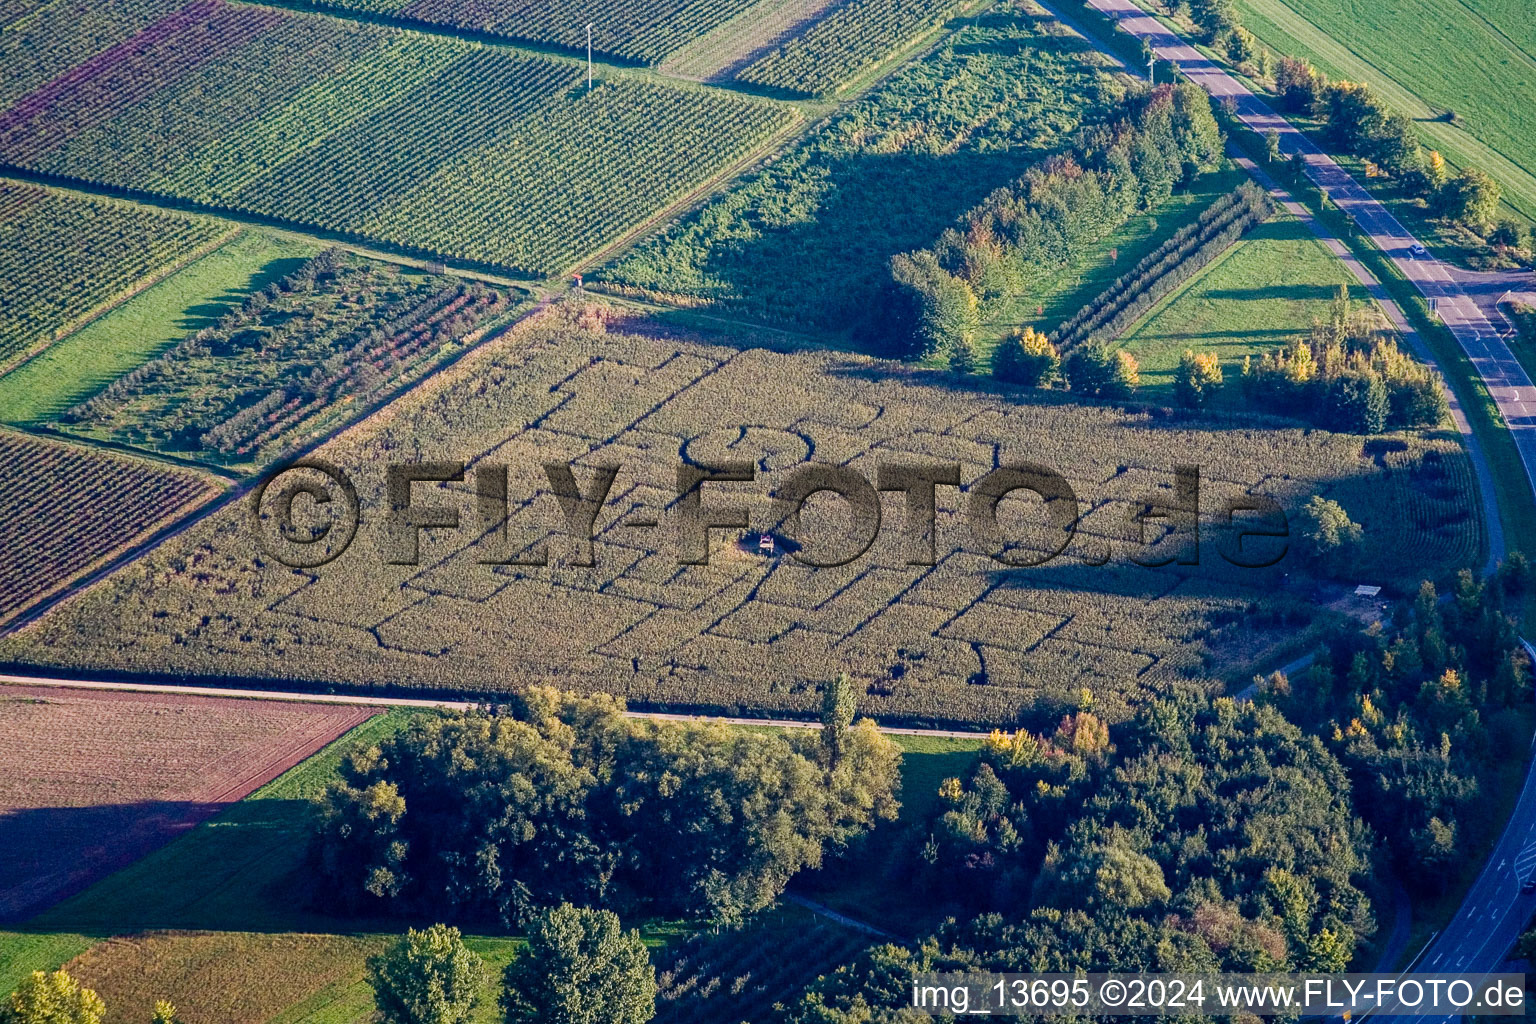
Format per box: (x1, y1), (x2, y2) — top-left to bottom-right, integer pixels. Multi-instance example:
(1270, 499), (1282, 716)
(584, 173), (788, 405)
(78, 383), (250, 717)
(1274, 58), (1518, 242)
(1238, 288), (1448, 432)
(310, 684), (901, 926)
(1266, 558), (1534, 892)
(889, 82), (1222, 362)
(776, 688), (1378, 1022)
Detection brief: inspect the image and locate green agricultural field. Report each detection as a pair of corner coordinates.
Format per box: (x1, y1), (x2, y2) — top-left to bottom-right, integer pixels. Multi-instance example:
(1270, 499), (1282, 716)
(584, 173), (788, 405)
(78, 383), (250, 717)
(0, 3), (796, 277)
(733, 0), (965, 96)
(602, 1), (1123, 336)
(1113, 214), (1371, 395)
(0, 231), (315, 425)
(0, 180), (232, 372)
(1231, 0), (1536, 221)
(0, 304), (1483, 727)
(54, 249), (522, 469)
(979, 164), (1246, 359)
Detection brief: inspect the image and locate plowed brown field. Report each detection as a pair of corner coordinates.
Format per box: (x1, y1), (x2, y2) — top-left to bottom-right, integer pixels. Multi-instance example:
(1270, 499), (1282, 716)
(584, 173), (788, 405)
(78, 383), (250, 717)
(0, 686), (376, 922)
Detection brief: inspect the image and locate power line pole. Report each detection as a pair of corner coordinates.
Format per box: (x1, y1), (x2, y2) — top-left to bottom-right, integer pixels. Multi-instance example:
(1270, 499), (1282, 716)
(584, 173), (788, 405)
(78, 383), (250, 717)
(587, 23), (593, 90)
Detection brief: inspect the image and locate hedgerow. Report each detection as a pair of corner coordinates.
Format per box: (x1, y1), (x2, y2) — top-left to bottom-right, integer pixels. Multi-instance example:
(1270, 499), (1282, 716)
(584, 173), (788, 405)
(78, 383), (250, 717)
(1052, 181), (1275, 350)
(886, 83), (1224, 359)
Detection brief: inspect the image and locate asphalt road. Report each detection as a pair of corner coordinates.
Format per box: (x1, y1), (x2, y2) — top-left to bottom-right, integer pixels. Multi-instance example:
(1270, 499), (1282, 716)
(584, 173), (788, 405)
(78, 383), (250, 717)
(1084, 0), (1536, 495)
(1080, 0), (1536, 988)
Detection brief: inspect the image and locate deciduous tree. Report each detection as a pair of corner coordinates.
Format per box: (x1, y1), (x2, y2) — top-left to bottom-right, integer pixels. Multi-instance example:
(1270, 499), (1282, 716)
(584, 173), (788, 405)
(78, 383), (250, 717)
(500, 905), (655, 1024)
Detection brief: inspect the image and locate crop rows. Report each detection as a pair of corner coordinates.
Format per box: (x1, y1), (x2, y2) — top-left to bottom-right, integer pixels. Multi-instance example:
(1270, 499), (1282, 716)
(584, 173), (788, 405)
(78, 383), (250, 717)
(356, 80), (797, 274)
(734, 0), (964, 96)
(0, 429), (219, 622)
(1053, 183), (1276, 350)
(0, 1), (793, 275)
(0, 181), (230, 369)
(307, 0), (767, 64)
(0, 0), (180, 109)
(62, 251), (514, 465)
(655, 915), (871, 1023)
(0, 307), (1482, 727)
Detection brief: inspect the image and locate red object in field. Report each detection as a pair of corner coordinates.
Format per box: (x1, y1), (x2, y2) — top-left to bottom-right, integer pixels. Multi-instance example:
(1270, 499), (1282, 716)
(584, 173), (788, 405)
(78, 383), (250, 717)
(573, 274), (583, 288)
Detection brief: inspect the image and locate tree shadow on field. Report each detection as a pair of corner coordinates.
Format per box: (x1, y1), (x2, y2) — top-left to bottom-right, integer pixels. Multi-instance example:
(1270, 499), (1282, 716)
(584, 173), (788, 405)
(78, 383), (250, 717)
(173, 254), (310, 335)
(0, 801), (224, 925)
(8, 796), (422, 938)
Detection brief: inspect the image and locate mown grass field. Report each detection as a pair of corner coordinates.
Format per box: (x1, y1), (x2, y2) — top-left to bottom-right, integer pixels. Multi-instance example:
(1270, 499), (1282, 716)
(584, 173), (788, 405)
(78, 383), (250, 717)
(1114, 214), (1371, 396)
(0, 231), (315, 425)
(0, 305), (1484, 727)
(978, 164), (1247, 360)
(1231, 0), (1536, 221)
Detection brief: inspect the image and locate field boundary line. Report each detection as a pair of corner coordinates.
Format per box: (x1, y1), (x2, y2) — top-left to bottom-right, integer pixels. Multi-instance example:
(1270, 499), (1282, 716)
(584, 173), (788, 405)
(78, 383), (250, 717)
(0, 674), (993, 738)
(0, 217), (239, 379)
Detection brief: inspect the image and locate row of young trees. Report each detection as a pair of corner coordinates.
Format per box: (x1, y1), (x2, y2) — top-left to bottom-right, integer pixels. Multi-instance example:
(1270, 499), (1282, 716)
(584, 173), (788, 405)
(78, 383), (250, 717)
(310, 682), (901, 926)
(889, 82), (1223, 364)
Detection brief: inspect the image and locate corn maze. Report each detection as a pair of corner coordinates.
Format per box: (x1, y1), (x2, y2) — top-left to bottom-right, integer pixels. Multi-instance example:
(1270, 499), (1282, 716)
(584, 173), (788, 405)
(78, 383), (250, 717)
(0, 181), (230, 370)
(0, 429), (221, 623)
(0, 1), (795, 276)
(0, 307), (1484, 727)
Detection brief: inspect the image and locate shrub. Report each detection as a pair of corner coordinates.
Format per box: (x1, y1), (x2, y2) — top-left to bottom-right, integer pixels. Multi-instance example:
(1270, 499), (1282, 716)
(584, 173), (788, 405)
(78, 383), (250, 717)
(1174, 350), (1223, 408)
(992, 326), (1060, 386)
(367, 926), (486, 1024)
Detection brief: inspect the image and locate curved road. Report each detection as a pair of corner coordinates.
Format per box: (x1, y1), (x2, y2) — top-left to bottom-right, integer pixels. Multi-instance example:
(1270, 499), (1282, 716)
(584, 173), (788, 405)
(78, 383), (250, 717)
(1081, 0), (1536, 985)
(1085, 0), (1536, 486)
